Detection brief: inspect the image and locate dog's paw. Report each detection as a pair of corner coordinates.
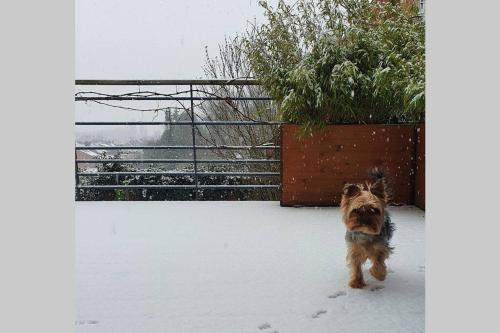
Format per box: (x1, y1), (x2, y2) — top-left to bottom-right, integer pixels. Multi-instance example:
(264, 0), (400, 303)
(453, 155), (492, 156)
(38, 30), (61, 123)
(369, 267), (386, 281)
(348, 279), (366, 289)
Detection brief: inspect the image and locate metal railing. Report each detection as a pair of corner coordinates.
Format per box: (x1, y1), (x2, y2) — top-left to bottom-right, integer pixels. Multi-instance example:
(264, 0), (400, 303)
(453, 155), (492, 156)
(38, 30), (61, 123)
(75, 79), (282, 200)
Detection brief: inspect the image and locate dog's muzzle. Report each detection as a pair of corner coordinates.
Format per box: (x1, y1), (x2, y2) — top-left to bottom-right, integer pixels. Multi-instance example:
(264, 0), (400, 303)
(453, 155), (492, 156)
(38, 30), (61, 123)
(359, 217), (371, 225)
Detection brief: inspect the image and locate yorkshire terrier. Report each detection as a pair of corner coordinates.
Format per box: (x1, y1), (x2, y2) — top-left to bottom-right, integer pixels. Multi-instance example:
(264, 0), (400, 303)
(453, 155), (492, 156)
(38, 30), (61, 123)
(340, 167), (395, 289)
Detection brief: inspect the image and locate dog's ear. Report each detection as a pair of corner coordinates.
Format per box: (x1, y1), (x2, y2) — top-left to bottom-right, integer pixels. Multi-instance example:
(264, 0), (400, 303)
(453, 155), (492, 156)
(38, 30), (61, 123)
(370, 179), (387, 200)
(342, 183), (361, 198)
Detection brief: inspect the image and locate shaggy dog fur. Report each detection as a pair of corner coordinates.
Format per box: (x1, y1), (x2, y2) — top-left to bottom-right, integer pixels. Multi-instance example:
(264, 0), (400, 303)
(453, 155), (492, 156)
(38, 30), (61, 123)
(340, 167), (395, 289)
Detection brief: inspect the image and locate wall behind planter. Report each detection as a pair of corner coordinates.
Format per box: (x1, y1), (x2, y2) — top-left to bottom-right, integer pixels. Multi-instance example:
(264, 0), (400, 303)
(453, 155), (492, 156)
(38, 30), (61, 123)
(280, 124), (425, 208)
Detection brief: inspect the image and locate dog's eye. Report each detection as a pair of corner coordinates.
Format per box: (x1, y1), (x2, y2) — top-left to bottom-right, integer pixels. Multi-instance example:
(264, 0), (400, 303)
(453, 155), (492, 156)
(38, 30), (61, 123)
(370, 208), (380, 215)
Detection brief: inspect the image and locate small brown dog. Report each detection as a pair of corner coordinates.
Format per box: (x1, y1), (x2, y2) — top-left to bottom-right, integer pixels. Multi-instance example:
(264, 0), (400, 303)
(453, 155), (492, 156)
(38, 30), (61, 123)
(340, 167), (395, 289)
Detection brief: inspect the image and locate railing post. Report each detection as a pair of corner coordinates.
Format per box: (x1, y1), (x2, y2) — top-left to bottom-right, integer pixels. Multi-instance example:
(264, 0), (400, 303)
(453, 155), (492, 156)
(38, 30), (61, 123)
(75, 148), (80, 201)
(190, 84), (199, 200)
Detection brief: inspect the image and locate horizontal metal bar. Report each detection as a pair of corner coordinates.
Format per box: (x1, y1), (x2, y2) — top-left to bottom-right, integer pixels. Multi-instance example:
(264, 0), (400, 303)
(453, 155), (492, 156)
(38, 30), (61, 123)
(75, 121), (281, 126)
(75, 79), (261, 86)
(78, 171), (195, 176)
(202, 185), (279, 189)
(75, 96), (271, 101)
(76, 184), (280, 189)
(198, 159), (281, 164)
(77, 185), (196, 189)
(76, 159), (280, 164)
(76, 171), (280, 177)
(199, 172), (278, 176)
(76, 159), (194, 164)
(75, 145), (280, 150)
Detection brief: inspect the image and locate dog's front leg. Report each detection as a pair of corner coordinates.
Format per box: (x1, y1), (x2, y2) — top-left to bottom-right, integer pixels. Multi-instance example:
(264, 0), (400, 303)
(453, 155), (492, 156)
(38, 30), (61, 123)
(346, 243), (367, 288)
(368, 245), (390, 281)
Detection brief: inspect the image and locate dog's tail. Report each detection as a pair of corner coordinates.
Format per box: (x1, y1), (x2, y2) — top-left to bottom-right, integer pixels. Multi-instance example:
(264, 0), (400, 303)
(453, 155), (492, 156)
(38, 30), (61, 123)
(369, 166), (386, 180)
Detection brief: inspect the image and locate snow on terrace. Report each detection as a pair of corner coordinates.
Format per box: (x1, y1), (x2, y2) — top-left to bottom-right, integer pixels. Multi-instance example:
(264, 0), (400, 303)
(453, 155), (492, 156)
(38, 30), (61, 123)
(76, 202), (425, 333)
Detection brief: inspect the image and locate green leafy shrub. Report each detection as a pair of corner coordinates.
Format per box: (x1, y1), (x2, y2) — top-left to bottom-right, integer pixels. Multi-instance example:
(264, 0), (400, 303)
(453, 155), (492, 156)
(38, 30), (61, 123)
(244, 0), (424, 130)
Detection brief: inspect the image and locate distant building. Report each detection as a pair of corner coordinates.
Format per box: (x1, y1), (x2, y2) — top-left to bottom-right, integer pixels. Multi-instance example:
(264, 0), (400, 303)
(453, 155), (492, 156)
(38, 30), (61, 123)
(381, 0), (425, 15)
(75, 142), (143, 170)
(402, 0), (425, 15)
(419, 0), (425, 15)
(262, 142), (277, 160)
(75, 149), (99, 170)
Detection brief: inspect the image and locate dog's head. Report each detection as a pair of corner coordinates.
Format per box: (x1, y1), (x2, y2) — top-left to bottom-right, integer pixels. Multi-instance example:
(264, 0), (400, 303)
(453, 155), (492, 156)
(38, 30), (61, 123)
(340, 169), (389, 235)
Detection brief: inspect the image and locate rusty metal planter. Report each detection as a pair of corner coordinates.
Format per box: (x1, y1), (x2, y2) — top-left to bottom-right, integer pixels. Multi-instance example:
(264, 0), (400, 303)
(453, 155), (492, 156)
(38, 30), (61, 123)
(414, 124), (425, 209)
(280, 124), (425, 208)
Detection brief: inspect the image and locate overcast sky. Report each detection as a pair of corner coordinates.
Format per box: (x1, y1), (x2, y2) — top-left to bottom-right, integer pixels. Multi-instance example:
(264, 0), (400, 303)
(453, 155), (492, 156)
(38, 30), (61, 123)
(75, 0), (281, 141)
(76, 0), (277, 79)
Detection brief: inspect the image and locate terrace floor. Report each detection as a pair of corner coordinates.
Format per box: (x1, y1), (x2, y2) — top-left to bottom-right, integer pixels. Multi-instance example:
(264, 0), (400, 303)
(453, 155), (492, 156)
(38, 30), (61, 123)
(76, 201), (425, 333)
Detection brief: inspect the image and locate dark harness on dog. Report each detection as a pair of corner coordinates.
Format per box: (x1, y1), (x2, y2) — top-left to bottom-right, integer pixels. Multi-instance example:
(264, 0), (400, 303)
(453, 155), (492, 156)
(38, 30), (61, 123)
(345, 213), (395, 245)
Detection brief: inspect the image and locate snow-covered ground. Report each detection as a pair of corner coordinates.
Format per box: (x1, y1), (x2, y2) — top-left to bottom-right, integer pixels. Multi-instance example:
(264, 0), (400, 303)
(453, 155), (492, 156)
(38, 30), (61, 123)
(76, 202), (425, 333)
